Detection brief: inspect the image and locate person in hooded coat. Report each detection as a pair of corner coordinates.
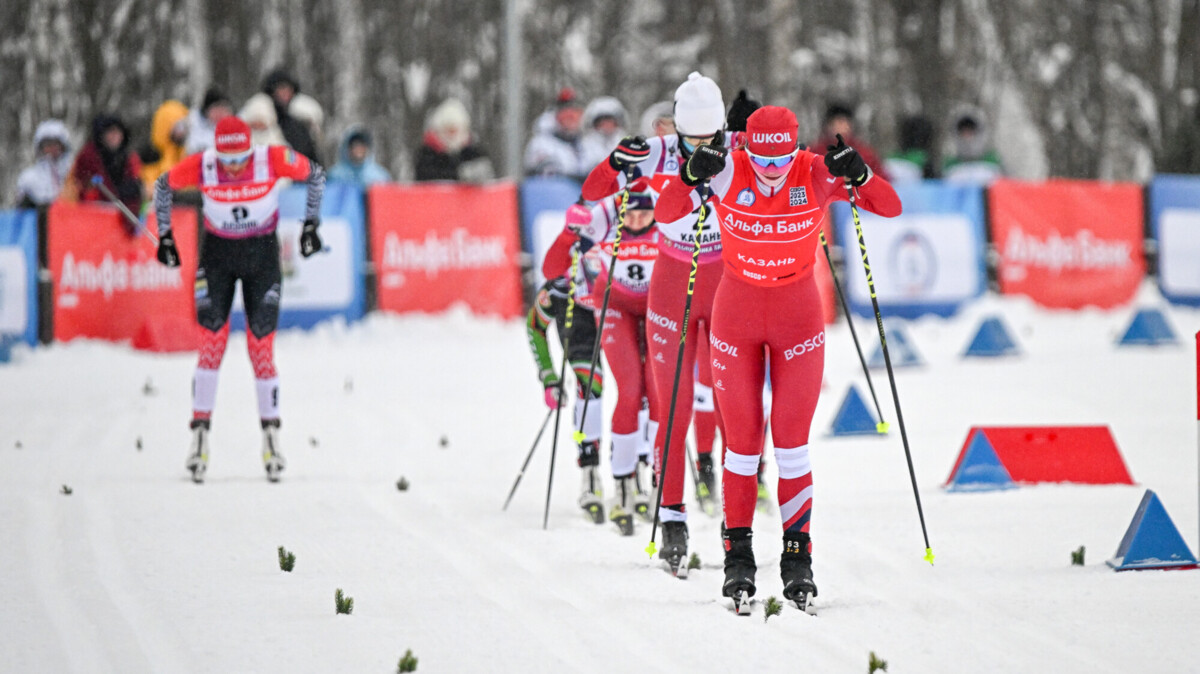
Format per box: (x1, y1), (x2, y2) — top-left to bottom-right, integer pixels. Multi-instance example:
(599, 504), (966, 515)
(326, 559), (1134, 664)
(414, 98), (493, 182)
(140, 99), (191, 193)
(329, 127), (392, 187)
(15, 119), (74, 208)
(63, 114), (143, 232)
(240, 68), (324, 165)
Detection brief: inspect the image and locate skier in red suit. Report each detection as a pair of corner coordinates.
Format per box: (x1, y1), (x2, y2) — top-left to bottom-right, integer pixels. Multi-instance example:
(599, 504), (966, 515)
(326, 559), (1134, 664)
(655, 105), (901, 608)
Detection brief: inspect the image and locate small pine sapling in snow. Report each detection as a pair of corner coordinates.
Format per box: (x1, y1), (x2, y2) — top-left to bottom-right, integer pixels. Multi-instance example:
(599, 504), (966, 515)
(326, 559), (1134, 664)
(335, 588), (354, 615)
(868, 651), (888, 673)
(687, 553), (701, 570)
(397, 649), (418, 672)
(763, 596), (782, 622)
(60, 484), (73, 495)
(278, 546), (296, 572)
(396, 477), (410, 491)
(1071, 545), (1085, 566)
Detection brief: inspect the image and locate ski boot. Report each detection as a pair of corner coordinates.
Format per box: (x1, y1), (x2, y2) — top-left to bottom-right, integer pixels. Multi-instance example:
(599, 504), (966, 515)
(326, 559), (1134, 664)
(577, 441), (604, 524)
(658, 511), (689, 578)
(186, 419), (210, 484)
(755, 463), (772, 513)
(695, 452), (718, 517)
(608, 473), (637, 536)
(781, 531), (818, 614)
(722, 526), (757, 615)
(632, 455), (654, 521)
(261, 419), (286, 482)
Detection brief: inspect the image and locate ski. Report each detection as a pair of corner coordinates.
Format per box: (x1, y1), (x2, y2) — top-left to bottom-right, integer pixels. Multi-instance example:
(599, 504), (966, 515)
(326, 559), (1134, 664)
(784, 581), (818, 615)
(582, 502), (605, 524)
(187, 420), (209, 484)
(730, 590), (754, 616)
(609, 507), (634, 536)
(187, 452), (208, 484)
(663, 556), (689, 579)
(789, 591), (817, 615)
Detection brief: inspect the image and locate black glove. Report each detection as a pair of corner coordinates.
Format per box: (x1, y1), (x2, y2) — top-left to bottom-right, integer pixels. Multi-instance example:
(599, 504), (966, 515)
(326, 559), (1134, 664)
(726, 89), (761, 133)
(608, 135), (651, 172)
(682, 142), (728, 186)
(824, 133), (869, 186)
(156, 232), (180, 268)
(300, 218), (322, 258)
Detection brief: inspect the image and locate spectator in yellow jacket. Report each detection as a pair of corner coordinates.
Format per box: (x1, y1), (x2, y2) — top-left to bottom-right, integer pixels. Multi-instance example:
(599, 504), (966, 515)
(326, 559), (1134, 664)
(140, 100), (190, 193)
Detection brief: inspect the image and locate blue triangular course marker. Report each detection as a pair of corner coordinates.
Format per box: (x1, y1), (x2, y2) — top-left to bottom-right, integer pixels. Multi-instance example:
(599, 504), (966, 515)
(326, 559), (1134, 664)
(1108, 489), (1198, 571)
(963, 316), (1021, 358)
(945, 430), (1016, 492)
(1117, 309), (1178, 346)
(868, 325), (922, 369)
(829, 385), (880, 436)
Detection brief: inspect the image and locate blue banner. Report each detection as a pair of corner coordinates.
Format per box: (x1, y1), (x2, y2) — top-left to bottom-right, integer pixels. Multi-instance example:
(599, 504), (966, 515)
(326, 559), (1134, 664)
(520, 177), (581, 286)
(0, 209), (38, 347)
(1148, 175), (1200, 305)
(834, 181), (987, 319)
(231, 180), (367, 330)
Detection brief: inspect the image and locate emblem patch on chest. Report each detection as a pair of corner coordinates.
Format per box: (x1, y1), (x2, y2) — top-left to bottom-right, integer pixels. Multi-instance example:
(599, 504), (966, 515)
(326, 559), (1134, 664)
(789, 186), (808, 206)
(736, 188), (755, 206)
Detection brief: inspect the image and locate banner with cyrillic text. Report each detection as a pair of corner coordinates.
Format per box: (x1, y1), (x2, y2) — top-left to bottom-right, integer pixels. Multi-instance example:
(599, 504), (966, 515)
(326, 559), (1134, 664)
(370, 182), (522, 317)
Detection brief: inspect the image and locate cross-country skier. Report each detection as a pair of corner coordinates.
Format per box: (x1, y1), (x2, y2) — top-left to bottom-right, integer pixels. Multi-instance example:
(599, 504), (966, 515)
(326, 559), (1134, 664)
(542, 178), (660, 535)
(153, 116), (325, 483)
(581, 72), (728, 574)
(656, 106), (901, 612)
(525, 242), (605, 523)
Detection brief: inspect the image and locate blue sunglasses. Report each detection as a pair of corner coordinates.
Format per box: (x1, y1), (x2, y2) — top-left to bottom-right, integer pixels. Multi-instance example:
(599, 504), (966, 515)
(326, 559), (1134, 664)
(747, 149), (798, 169)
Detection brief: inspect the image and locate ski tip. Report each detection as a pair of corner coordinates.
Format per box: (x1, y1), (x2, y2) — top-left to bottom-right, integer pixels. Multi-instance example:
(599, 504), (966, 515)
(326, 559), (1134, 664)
(924, 547), (935, 566)
(645, 541), (657, 558)
(876, 421), (890, 434)
(572, 430), (585, 443)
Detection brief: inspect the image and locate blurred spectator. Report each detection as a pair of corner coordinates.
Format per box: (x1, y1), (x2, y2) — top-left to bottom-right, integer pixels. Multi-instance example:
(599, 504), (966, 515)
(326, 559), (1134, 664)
(523, 87), (589, 181)
(185, 88), (234, 155)
(640, 101), (674, 137)
(884, 115), (938, 183)
(15, 119), (73, 208)
(140, 99), (190, 193)
(330, 126), (392, 186)
(725, 89), (762, 149)
(811, 102), (888, 179)
(241, 68), (324, 164)
(579, 96), (629, 171)
(414, 98), (493, 182)
(62, 114), (143, 232)
(942, 111), (1003, 184)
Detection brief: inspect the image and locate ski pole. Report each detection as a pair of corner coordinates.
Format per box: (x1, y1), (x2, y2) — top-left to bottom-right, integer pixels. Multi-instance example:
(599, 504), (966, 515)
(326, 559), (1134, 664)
(844, 182), (934, 565)
(502, 407), (555, 511)
(543, 248), (581, 530)
(820, 229), (887, 433)
(573, 169), (635, 445)
(89, 176), (159, 245)
(646, 186), (709, 558)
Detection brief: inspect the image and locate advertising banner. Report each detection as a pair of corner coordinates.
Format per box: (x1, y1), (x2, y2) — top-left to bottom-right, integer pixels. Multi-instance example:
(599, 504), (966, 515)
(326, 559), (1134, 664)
(989, 179), (1144, 309)
(48, 203), (199, 351)
(0, 210), (38, 346)
(836, 182), (987, 318)
(230, 181), (367, 329)
(520, 177), (583, 287)
(370, 181), (523, 317)
(1148, 175), (1200, 305)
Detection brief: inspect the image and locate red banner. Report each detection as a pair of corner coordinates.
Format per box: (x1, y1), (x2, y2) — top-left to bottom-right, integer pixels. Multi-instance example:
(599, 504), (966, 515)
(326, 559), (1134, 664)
(989, 179), (1144, 309)
(49, 202), (199, 351)
(370, 182), (523, 317)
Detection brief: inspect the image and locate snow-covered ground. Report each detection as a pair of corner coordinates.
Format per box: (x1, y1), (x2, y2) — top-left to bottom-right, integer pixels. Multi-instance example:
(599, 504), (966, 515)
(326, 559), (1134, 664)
(2, 284), (1198, 673)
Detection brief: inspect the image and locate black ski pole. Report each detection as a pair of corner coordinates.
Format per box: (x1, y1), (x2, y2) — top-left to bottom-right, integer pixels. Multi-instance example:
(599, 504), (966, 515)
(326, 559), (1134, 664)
(573, 169), (635, 445)
(646, 187), (709, 558)
(844, 182), (934, 565)
(89, 176), (159, 245)
(502, 407), (555, 511)
(820, 229), (887, 433)
(543, 248), (581, 530)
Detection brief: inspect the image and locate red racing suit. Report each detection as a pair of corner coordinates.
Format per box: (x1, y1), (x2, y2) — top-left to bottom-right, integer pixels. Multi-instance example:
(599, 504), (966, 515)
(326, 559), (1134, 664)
(656, 148), (901, 534)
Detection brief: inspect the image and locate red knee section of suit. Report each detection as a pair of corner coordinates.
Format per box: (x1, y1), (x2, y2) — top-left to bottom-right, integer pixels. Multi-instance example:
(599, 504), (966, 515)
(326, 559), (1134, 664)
(248, 331), (277, 379)
(600, 291), (650, 436)
(197, 324), (231, 370)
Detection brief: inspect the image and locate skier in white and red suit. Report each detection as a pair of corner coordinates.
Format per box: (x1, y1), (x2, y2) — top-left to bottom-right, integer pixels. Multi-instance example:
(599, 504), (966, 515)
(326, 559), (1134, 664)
(581, 72), (727, 564)
(655, 105), (901, 604)
(542, 178), (660, 528)
(153, 115), (325, 484)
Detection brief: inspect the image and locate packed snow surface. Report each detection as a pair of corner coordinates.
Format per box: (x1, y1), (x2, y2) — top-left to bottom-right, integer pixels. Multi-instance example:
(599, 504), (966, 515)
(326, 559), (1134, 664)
(2, 285), (1198, 672)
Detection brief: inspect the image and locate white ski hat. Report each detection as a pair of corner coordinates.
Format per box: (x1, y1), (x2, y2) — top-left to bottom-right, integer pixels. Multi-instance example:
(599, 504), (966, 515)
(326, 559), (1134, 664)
(673, 72), (725, 137)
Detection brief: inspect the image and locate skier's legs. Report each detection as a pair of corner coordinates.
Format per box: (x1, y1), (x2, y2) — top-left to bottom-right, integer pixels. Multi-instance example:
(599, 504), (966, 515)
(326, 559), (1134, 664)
(240, 234), (283, 424)
(192, 242), (238, 422)
(601, 301), (645, 477)
(693, 321), (718, 458)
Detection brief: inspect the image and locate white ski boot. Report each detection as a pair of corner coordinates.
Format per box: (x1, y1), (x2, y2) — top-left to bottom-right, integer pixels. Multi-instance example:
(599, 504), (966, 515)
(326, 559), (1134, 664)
(608, 474), (637, 536)
(186, 419), (210, 483)
(261, 419), (286, 482)
(633, 455), (654, 521)
(578, 465), (605, 524)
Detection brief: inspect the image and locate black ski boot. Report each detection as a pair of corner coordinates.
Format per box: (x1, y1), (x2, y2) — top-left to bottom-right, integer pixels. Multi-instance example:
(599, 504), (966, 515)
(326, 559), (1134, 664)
(722, 526), (756, 615)
(696, 452), (718, 516)
(658, 512), (689, 578)
(186, 419), (210, 484)
(577, 440), (604, 524)
(781, 531), (818, 614)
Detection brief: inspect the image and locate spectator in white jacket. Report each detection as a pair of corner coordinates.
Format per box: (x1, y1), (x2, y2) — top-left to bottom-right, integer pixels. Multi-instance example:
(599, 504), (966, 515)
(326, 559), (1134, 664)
(523, 87), (589, 181)
(184, 88), (235, 155)
(579, 95), (629, 173)
(15, 119), (73, 208)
